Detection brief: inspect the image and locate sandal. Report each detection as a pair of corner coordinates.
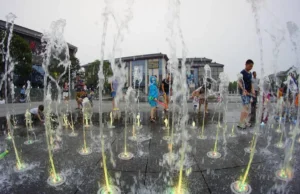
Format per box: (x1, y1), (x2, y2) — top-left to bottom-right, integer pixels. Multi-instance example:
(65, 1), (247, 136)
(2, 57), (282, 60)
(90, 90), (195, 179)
(150, 118), (156, 123)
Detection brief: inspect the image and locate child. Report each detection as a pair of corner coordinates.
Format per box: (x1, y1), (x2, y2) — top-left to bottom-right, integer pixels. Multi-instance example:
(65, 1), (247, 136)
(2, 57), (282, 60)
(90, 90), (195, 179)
(30, 105), (44, 123)
(63, 82), (69, 101)
(191, 85), (208, 114)
(148, 76), (159, 122)
(77, 89), (88, 109)
(191, 92), (200, 112)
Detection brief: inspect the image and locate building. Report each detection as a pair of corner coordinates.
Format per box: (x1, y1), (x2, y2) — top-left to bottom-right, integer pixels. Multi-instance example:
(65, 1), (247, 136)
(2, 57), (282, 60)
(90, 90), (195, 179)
(0, 20), (77, 87)
(268, 66), (297, 88)
(179, 57), (224, 88)
(83, 53), (224, 94)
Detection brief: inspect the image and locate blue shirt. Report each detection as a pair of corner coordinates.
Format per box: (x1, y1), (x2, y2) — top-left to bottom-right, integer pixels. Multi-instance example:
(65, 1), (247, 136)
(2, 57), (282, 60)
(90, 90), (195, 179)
(239, 69), (252, 94)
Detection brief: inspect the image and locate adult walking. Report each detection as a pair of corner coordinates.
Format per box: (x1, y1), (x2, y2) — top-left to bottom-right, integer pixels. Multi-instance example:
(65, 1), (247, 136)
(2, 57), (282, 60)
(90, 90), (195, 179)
(237, 59), (255, 129)
(250, 71), (259, 122)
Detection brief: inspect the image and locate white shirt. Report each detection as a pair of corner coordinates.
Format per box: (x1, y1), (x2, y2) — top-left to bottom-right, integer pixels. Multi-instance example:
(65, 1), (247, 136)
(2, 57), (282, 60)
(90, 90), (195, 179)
(30, 107), (38, 115)
(252, 78), (259, 91)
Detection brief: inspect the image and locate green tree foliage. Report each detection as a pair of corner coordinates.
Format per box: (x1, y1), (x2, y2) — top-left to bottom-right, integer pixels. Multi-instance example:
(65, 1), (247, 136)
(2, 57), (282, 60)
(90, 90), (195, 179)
(228, 81), (238, 93)
(0, 30), (32, 85)
(85, 60), (112, 90)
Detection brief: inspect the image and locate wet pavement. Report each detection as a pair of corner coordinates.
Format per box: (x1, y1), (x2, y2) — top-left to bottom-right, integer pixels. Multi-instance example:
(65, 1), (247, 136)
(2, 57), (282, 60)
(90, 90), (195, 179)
(0, 107), (299, 194)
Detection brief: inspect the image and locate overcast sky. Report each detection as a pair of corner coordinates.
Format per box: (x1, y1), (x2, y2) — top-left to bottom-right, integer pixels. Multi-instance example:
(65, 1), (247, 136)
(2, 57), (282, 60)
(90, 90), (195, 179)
(1, 0), (299, 81)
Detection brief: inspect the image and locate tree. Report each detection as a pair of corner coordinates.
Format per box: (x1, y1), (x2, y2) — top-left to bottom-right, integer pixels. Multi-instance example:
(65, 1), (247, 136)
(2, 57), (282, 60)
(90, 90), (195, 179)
(228, 81), (238, 94)
(0, 30), (32, 86)
(60, 54), (80, 84)
(85, 60), (112, 90)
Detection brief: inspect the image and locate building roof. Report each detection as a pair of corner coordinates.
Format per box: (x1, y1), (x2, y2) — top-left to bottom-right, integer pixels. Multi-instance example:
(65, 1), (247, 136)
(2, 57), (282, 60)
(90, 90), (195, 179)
(82, 54), (225, 68)
(179, 57), (213, 63)
(0, 19), (77, 52)
(178, 58), (224, 68)
(82, 53), (169, 67)
(268, 66), (297, 79)
(121, 53), (169, 62)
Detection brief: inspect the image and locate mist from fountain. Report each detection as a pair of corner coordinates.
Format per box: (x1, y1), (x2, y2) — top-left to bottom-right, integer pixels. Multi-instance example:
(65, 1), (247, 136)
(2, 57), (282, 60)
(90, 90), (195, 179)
(164, 0), (191, 193)
(118, 87), (135, 160)
(41, 19), (71, 134)
(44, 85), (65, 186)
(231, 1), (266, 193)
(97, 1), (135, 193)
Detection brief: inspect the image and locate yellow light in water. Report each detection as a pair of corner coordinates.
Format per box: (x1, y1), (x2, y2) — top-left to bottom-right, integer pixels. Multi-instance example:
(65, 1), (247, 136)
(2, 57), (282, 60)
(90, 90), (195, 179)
(164, 118), (168, 126)
(137, 114), (140, 127)
(110, 112), (113, 126)
(192, 121), (195, 127)
(237, 181), (248, 192)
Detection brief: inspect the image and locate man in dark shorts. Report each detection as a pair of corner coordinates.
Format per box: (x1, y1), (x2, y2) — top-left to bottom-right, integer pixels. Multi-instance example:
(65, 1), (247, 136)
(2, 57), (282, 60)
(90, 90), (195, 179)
(161, 73), (171, 111)
(237, 59), (255, 129)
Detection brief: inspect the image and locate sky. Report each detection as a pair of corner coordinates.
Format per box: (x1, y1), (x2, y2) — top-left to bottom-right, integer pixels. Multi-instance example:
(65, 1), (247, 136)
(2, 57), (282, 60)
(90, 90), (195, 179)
(0, 0), (300, 81)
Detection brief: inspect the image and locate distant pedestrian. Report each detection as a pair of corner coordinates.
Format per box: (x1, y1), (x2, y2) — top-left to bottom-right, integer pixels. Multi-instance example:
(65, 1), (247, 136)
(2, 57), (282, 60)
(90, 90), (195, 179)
(237, 59), (255, 129)
(250, 71), (259, 122)
(111, 78), (119, 111)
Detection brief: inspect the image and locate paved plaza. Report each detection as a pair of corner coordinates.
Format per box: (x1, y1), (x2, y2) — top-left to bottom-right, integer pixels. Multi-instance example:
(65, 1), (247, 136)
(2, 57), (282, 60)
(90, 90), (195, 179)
(0, 101), (299, 194)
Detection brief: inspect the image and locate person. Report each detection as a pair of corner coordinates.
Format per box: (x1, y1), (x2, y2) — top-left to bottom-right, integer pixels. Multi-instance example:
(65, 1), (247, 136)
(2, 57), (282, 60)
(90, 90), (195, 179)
(20, 85), (26, 99)
(77, 86), (89, 109)
(111, 78), (119, 110)
(75, 74), (84, 109)
(237, 59), (255, 129)
(191, 91), (200, 112)
(30, 105), (44, 123)
(250, 71), (259, 122)
(161, 74), (171, 111)
(88, 88), (95, 106)
(148, 76), (159, 122)
(191, 85), (208, 114)
(19, 85), (26, 103)
(63, 82), (69, 102)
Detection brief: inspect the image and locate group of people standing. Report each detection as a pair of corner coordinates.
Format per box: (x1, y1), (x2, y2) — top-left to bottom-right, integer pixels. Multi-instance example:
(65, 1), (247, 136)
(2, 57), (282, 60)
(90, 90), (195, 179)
(237, 58), (300, 130)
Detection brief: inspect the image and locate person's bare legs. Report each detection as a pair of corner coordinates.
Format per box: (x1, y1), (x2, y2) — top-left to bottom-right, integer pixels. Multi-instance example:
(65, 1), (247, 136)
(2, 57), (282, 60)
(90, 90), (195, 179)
(150, 107), (155, 120)
(198, 101), (202, 114)
(112, 98), (115, 110)
(205, 101), (208, 113)
(239, 105), (249, 124)
(163, 93), (169, 110)
(166, 95), (169, 110)
(77, 98), (83, 109)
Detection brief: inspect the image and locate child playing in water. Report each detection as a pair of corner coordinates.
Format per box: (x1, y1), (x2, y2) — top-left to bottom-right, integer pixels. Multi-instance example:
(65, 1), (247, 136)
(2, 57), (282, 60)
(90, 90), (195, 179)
(191, 85), (208, 114)
(192, 92), (200, 112)
(63, 82), (69, 102)
(148, 76), (159, 122)
(30, 105), (44, 123)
